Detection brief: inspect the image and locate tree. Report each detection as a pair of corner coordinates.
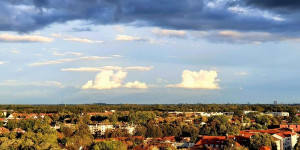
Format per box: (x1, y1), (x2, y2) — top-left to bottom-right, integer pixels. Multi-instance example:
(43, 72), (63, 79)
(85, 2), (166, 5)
(291, 116), (300, 123)
(105, 128), (130, 138)
(68, 119), (93, 149)
(145, 120), (163, 138)
(93, 140), (127, 150)
(250, 133), (274, 150)
(200, 115), (239, 136)
(7, 120), (18, 130)
(61, 126), (74, 137)
(134, 125), (147, 137)
(224, 139), (248, 150)
(295, 137), (300, 150)
(109, 114), (118, 124)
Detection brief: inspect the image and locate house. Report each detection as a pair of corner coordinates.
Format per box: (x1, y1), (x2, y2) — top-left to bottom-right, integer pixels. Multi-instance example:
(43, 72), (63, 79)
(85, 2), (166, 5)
(13, 128), (25, 133)
(243, 110), (257, 115)
(242, 128), (298, 150)
(192, 136), (235, 149)
(88, 123), (114, 135)
(39, 113), (54, 118)
(267, 112), (289, 117)
(193, 120), (206, 127)
(0, 127), (9, 134)
(162, 136), (176, 143)
(272, 131), (298, 150)
(280, 124), (300, 132)
(168, 111), (224, 117)
(236, 131), (254, 146)
(6, 114), (15, 120)
(50, 122), (61, 130)
(196, 112), (224, 117)
(173, 142), (195, 149)
(122, 124), (136, 135)
(259, 146), (271, 150)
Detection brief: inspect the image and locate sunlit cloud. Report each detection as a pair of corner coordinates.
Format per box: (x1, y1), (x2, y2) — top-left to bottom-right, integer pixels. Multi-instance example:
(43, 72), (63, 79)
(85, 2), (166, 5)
(29, 56), (110, 67)
(61, 66), (154, 72)
(115, 35), (149, 41)
(111, 55), (123, 58)
(192, 30), (300, 44)
(64, 37), (103, 43)
(0, 80), (65, 88)
(124, 66), (154, 71)
(82, 70), (127, 90)
(167, 70), (220, 89)
(152, 28), (186, 38)
(0, 34), (53, 43)
(124, 81), (148, 89)
(52, 51), (83, 56)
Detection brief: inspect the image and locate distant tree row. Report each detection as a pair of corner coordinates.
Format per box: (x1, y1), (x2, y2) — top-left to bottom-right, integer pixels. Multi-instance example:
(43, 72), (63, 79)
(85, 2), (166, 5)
(1, 104), (300, 115)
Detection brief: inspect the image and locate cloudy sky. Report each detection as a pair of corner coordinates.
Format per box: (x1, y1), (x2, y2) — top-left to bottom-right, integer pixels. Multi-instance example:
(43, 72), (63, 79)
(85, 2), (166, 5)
(1, 0), (300, 104)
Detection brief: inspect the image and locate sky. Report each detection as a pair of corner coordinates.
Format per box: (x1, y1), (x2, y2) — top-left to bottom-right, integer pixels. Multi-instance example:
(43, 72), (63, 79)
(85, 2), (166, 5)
(1, 0), (300, 104)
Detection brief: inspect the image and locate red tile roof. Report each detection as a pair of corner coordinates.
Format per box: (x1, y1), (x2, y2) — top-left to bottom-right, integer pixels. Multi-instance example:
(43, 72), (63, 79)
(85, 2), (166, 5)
(12, 128), (25, 133)
(259, 146), (271, 150)
(0, 127), (9, 134)
(162, 136), (176, 142)
(195, 136), (228, 146)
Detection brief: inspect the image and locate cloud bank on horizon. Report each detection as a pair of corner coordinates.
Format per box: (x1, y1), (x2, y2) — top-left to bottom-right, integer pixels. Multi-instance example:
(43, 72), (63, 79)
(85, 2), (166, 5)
(1, 0), (300, 104)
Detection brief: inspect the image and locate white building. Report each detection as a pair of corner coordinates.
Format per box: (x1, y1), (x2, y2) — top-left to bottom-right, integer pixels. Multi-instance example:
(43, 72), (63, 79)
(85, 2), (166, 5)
(88, 123), (114, 135)
(196, 112), (223, 117)
(269, 112), (289, 117)
(118, 125), (136, 135)
(243, 110), (257, 115)
(272, 132), (298, 150)
(6, 114), (15, 120)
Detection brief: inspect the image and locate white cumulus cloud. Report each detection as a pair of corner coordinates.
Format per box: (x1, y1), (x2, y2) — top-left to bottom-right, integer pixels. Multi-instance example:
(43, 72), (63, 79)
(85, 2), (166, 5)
(82, 70), (127, 90)
(0, 34), (54, 43)
(167, 70), (220, 89)
(124, 81), (148, 89)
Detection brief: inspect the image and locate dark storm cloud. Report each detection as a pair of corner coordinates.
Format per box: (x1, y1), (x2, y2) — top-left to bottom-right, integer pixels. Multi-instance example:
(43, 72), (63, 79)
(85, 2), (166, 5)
(0, 0), (299, 33)
(243, 0), (300, 11)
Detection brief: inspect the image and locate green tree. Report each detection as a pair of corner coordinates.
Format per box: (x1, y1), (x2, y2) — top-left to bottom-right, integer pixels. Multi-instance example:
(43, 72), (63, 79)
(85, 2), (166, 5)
(145, 120), (163, 138)
(109, 114), (118, 124)
(93, 140), (127, 150)
(7, 120), (18, 130)
(200, 115), (239, 136)
(61, 126), (74, 137)
(224, 139), (248, 150)
(134, 125), (147, 137)
(249, 133), (274, 150)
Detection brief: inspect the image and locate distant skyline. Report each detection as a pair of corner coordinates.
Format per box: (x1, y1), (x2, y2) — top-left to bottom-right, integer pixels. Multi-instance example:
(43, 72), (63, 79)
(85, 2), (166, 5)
(1, 0), (300, 104)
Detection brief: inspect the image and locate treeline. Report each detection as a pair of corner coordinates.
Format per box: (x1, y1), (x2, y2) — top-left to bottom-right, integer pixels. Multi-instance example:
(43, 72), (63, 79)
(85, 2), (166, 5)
(0, 104), (300, 114)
